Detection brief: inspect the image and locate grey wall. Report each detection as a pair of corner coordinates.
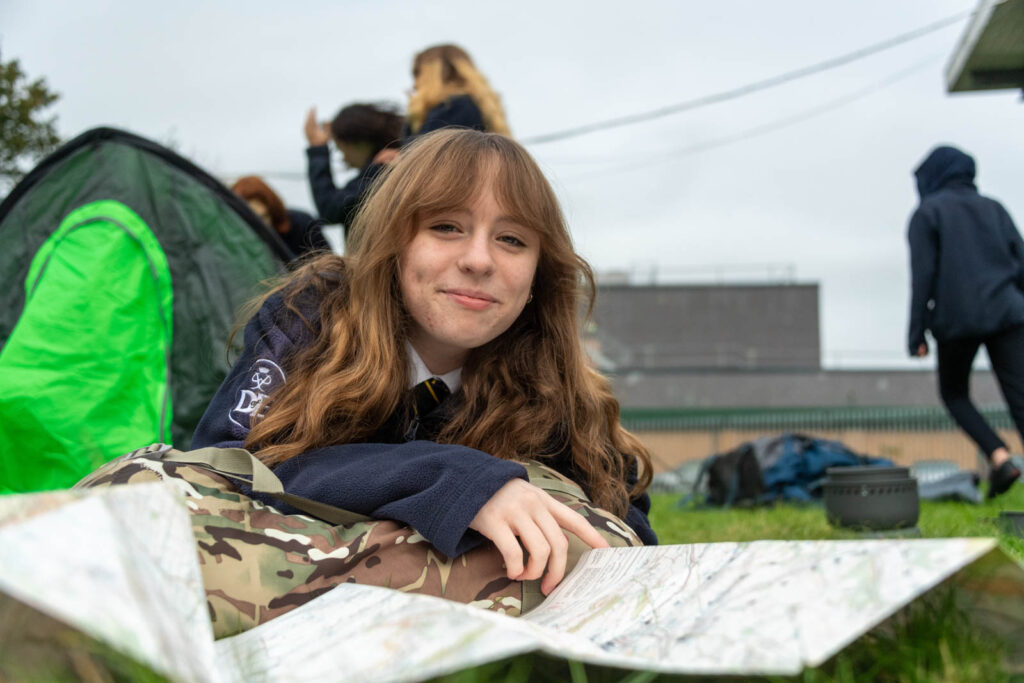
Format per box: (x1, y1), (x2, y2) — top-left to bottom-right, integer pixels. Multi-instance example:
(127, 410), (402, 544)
(609, 369), (1004, 408)
(590, 283), (820, 370)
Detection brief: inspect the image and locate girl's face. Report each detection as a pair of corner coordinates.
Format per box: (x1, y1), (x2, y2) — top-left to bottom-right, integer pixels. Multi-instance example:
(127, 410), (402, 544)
(246, 199), (273, 228)
(335, 140), (373, 169)
(398, 168), (540, 375)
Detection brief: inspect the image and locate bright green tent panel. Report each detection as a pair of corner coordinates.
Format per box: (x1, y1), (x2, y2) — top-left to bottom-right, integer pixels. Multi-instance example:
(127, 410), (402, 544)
(0, 200), (173, 493)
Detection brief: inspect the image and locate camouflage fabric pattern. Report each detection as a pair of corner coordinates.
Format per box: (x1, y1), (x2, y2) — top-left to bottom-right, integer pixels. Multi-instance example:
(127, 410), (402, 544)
(76, 444), (641, 639)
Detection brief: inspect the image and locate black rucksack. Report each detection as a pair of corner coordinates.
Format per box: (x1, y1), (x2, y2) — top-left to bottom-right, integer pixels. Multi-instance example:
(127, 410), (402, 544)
(696, 443), (765, 507)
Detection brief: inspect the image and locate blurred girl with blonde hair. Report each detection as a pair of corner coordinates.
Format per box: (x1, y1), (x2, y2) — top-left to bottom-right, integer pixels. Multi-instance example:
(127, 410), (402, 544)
(405, 44), (511, 138)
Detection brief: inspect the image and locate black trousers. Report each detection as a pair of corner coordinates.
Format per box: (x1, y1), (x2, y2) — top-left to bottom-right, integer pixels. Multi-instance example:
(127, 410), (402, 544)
(937, 323), (1024, 460)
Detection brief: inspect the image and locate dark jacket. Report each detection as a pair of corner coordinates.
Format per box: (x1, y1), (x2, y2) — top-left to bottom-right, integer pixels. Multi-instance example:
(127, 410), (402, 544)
(907, 146), (1024, 353)
(191, 293), (657, 556)
(402, 94), (486, 142)
(306, 146), (386, 237)
(280, 208), (329, 257)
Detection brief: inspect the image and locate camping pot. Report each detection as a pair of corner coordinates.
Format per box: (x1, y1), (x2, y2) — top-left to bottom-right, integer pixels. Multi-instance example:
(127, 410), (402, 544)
(823, 466), (919, 530)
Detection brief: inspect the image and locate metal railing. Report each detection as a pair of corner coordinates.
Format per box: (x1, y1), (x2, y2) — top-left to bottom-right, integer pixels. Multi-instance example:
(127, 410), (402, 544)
(620, 405), (1013, 433)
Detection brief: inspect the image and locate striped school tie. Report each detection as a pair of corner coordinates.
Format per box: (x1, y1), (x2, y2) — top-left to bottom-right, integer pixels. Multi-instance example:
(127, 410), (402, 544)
(407, 377), (451, 440)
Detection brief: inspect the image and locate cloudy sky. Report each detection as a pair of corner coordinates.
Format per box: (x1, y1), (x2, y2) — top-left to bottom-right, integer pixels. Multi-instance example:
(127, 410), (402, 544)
(3, 0), (1021, 369)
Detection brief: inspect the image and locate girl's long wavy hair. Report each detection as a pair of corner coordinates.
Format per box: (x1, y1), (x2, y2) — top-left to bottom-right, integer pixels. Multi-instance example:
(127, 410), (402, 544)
(244, 129), (651, 515)
(407, 44), (511, 137)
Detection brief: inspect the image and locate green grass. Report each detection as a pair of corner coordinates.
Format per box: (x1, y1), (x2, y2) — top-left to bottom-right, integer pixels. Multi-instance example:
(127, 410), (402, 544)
(649, 484), (1024, 566)
(434, 483), (1024, 683)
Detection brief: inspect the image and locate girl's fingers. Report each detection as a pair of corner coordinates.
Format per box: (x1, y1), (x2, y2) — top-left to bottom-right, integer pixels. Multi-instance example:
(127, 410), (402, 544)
(470, 478), (609, 591)
(534, 511), (570, 594)
(487, 524), (525, 579)
(550, 502), (609, 550)
(513, 519), (551, 581)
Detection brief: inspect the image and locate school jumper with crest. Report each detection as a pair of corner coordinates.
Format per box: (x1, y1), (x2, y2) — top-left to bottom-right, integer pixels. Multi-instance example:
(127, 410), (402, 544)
(191, 292), (657, 557)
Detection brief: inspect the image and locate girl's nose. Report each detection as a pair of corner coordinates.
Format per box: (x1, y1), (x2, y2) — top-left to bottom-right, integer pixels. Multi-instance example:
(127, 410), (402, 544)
(456, 231), (495, 275)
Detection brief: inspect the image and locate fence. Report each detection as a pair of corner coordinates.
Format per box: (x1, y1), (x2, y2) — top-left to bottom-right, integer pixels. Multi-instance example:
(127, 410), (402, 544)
(621, 405), (1021, 474)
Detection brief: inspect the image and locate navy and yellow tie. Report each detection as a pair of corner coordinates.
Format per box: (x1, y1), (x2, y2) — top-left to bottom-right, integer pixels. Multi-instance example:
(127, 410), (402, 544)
(407, 377), (451, 439)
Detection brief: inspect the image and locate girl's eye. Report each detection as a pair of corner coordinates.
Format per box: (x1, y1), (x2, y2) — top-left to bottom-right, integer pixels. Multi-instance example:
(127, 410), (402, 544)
(499, 235), (527, 247)
(430, 223), (459, 234)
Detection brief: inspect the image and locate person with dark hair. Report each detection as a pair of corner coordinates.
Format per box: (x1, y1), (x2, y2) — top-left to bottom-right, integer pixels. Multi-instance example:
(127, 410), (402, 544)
(405, 43), (510, 139)
(304, 102), (403, 239)
(231, 176), (328, 258)
(195, 129), (656, 597)
(907, 144), (1024, 498)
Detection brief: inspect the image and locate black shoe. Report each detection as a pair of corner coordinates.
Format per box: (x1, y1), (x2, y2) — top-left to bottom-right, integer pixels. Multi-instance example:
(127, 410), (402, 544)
(988, 460), (1021, 499)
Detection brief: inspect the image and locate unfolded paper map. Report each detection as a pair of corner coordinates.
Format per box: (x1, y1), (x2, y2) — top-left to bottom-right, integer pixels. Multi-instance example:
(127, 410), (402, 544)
(1, 482), (1022, 681)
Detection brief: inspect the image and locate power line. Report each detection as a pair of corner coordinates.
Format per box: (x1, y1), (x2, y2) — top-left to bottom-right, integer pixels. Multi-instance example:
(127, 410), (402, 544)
(520, 11), (969, 146)
(560, 56), (939, 184)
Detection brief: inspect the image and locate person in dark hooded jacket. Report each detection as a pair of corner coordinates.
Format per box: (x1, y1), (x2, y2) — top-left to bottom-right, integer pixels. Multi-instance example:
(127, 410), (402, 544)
(907, 144), (1024, 498)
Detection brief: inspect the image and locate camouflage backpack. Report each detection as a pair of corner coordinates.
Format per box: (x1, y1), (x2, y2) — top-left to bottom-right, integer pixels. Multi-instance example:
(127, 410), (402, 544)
(75, 443), (641, 639)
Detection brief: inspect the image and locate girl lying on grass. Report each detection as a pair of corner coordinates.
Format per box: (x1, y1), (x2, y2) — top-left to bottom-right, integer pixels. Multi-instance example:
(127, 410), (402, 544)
(192, 128), (657, 598)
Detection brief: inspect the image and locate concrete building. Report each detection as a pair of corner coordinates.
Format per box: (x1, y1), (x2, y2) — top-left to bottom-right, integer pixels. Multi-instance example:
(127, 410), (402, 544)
(590, 282), (1015, 472)
(589, 283), (820, 371)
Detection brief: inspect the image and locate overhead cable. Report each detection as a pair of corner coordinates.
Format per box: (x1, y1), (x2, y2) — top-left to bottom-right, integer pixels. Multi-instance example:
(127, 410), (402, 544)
(520, 11), (969, 145)
(560, 56), (939, 184)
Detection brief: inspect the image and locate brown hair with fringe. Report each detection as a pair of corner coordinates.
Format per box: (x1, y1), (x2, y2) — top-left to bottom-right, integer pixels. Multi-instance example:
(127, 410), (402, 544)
(231, 176), (290, 234)
(407, 44), (511, 136)
(243, 128), (651, 516)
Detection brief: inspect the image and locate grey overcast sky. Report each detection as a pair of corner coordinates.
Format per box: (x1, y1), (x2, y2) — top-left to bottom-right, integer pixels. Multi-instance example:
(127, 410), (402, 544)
(2, 0), (1021, 369)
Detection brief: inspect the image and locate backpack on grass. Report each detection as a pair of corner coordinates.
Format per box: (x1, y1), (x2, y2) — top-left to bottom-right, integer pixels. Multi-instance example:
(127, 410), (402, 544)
(76, 443), (642, 638)
(686, 433), (894, 508)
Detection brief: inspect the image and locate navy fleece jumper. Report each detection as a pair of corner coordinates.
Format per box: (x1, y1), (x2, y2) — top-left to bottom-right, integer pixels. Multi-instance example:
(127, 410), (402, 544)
(191, 293), (657, 555)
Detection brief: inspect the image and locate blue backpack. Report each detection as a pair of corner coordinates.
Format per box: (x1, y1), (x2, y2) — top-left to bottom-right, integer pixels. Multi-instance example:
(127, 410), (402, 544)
(689, 433), (894, 507)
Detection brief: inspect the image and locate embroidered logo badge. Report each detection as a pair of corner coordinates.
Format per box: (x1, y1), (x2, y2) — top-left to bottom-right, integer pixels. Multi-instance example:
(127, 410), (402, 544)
(229, 359), (286, 429)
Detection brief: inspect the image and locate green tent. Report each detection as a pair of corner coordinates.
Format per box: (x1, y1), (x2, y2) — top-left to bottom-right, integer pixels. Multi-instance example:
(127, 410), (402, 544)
(0, 127), (292, 493)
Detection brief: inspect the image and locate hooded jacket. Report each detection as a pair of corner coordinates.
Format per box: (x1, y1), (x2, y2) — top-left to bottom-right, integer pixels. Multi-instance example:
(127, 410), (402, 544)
(906, 146), (1024, 353)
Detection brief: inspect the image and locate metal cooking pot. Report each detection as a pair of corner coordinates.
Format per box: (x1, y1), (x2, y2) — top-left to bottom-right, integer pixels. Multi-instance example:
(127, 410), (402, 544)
(823, 466), (919, 530)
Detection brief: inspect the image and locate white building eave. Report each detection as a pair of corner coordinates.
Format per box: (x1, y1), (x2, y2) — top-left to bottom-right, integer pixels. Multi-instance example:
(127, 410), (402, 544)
(946, 0), (1024, 92)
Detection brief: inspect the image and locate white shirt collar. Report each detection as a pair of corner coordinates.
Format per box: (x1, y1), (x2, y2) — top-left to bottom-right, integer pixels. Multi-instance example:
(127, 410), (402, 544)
(406, 341), (462, 392)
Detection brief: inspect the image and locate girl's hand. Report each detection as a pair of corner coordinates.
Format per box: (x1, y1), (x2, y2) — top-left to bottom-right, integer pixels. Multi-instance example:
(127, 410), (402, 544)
(469, 479), (609, 595)
(304, 107), (330, 147)
(373, 148), (400, 164)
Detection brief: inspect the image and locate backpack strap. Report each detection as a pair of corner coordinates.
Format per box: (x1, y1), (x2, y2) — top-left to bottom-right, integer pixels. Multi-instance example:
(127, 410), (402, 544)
(161, 447), (373, 526)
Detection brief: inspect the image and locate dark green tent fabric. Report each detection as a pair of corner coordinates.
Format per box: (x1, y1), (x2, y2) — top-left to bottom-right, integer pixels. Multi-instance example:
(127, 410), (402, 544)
(0, 128), (291, 492)
(0, 201), (173, 491)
